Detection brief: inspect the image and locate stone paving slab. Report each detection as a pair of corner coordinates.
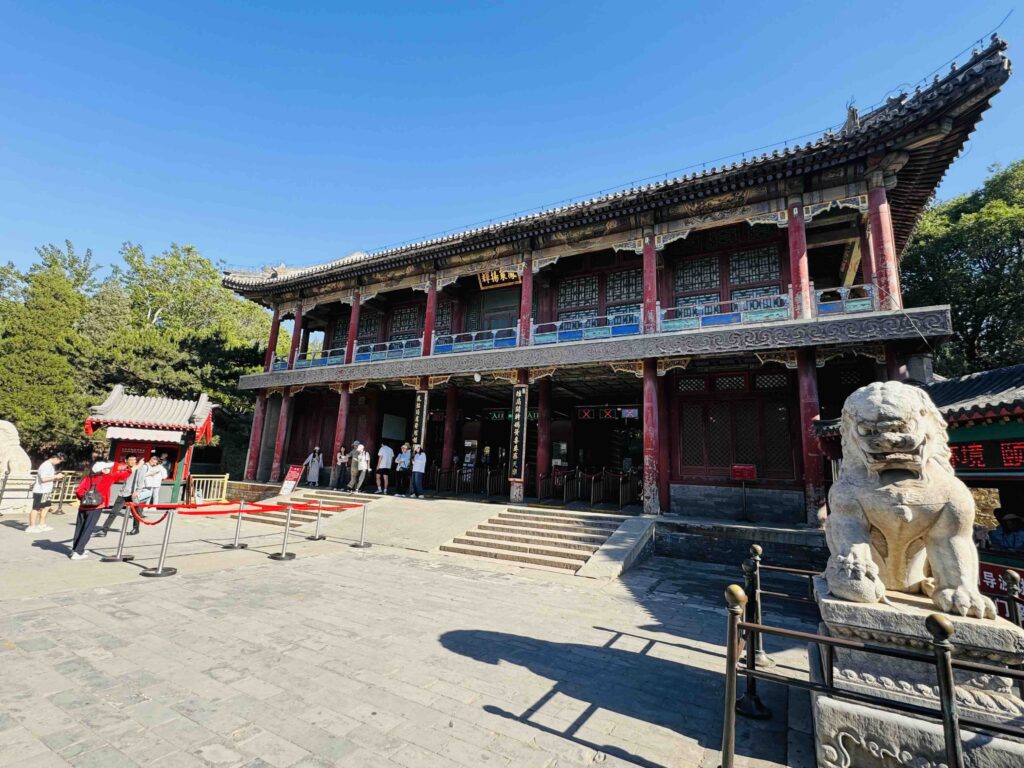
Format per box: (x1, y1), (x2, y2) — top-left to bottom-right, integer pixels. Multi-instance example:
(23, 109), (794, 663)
(0, 514), (815, 767)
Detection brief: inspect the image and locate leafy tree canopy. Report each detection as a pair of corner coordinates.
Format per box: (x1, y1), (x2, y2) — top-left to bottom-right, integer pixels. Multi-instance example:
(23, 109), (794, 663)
(902, 161), (1024, 376)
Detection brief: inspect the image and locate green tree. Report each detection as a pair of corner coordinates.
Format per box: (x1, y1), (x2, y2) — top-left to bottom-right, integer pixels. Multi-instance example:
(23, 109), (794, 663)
(0, 242), (96, 453)
(902, 161), (1024, 376)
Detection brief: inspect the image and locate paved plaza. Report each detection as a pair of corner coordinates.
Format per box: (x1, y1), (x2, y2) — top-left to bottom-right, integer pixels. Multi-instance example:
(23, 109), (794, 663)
(0, 504), (816, 767)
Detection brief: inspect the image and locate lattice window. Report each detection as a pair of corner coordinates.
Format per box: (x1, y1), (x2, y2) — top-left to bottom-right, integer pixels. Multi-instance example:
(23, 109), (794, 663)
(764, 403), (794, 475)
(557, 275), (598, 309)
(435, 301), (453, 332)
(715, 375), (746, 391)
(607, 303), (641, 323)
(357, 311), (380, 342)
(839, 370), (864, 387)
(390, 305), (422, 336)
(677, 378), (707, 393)
(730, 285), (784, 309)
(331, 321), (348, 349)
(729, 247), (779, 285)
(707, 403), (732, 467)
(675, 292), (721, 317)
(557, 308), (599, 324)
(606, 269), (642, 304)
(754, 373), (788, 390)
(676, 257), (720, 292)
(680, 403), (705, 466)
(734, 402), (759, 466)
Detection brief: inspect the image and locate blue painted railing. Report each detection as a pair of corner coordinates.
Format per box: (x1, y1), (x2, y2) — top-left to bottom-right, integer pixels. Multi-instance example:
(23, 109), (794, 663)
(659, 293), (791, 332)
(353, 338), (423, 363)
(293, 347), (347, 369)
(433, 327), (519, 354)
(531, 311), (642, 346)
(814, 284), (876, 316)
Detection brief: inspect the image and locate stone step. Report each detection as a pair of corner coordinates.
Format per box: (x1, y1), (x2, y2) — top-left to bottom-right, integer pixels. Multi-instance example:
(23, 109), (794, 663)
(451, 536), (591, 562)
(476, 523), (610, 544)
(439, 542), (582, 572)
(461, 529), (600, 553)
(506, 506), (630, 523)
(296, 490), (378, 503)
(483, 517), (618, 537)
(497, 511), (622, 529)
(237, 514), (301, 528)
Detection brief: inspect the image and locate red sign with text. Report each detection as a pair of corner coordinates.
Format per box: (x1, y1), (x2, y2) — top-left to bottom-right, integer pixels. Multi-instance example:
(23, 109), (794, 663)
(978, 561), (1024, 621)
(280, 465), (303, 495)
(731, 464), (757, 481)
(949, 439), (1024, 474)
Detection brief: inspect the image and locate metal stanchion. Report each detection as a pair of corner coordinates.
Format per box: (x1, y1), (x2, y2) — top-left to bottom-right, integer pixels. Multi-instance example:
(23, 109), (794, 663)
(307, 500), (325, 541)
(101, 502), (136, 562)
(269, 506), (297, 560)
(927, 614), (965, 768)
(741, 545), (775, 668)
(1002, 569), (1023, 699)
(350, 503), (371, 548)
(141, 508), (177, 577)
(719, 585), (745, 768)
(223, 500), (248, 550)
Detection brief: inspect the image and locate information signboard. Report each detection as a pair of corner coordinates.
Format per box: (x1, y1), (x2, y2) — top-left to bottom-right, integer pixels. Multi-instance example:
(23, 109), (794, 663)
(280, 465), (303, 495)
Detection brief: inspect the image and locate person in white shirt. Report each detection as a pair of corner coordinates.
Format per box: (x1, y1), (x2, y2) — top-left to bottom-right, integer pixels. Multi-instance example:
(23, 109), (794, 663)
(28, 453), (66, 533)
(411, 445), (427, 499)
(144, 454), (168, 506)
(346, 442), (369, 493)
(375, 442), (395, 495)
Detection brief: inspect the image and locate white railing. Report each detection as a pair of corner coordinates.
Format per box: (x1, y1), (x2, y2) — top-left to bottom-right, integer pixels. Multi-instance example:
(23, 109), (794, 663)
(189, 474), (230, 502)
(814, 284), (876, 316)
(434, 327), (519, 354)
(532, 310), (642, 345)
(353, 336), (424, 363)
(659, 292), (792, 331)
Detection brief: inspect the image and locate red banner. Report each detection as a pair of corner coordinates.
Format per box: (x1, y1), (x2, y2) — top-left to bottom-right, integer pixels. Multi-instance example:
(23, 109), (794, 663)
(978, 560), (1024, 620)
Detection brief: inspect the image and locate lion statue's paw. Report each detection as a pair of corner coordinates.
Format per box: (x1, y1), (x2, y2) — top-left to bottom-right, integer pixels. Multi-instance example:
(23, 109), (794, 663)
(825, 550), (886, 604)
(933, 586), (997, 619)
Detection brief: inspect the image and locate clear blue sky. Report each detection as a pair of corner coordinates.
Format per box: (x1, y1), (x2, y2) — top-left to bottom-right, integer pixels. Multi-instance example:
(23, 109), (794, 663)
(1, 2), (1021, 275)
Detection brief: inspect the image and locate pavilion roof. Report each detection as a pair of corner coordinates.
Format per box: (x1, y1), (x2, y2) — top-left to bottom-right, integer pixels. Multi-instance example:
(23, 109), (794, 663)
(84, 385), (216, 442)
(223, 37), (1011, 299)
(922, 363), (1024, 424)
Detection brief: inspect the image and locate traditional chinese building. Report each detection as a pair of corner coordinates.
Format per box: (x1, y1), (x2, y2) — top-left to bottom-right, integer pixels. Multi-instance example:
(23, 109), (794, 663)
(224, 37), (1010, 523)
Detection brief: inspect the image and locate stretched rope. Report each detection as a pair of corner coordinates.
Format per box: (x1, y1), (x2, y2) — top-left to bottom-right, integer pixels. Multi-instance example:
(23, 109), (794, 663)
(127, 503), (170, 526)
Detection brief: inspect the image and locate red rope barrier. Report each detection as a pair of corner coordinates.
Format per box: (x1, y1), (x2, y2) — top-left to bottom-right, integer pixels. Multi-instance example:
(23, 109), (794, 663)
(128, 503), (170, 526)
(124, 499), (360, 524)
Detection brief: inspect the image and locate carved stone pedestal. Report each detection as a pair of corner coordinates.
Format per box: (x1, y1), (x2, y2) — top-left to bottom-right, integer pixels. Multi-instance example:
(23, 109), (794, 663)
(810, 576), (1024, 767)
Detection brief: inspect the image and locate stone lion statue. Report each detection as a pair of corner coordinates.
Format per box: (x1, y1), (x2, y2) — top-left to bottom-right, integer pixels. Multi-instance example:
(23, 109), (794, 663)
(0, 420), (32, 475)
(825, 381), (996, 619)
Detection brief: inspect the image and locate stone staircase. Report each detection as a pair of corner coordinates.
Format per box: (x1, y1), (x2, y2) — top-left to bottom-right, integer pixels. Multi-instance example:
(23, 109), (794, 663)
(235, 487), (378, 528)
(440, 506), (629, 572)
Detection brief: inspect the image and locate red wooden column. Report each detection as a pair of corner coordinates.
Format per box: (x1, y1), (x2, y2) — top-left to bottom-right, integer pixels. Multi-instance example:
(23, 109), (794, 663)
(868, 175), (901, 310)
(657, 373), (670, 513)
(441, 383), (458, 471)
(422, 277), (438, 355)
(796, 349), (825, 524)
(345, 292), (361, 364)
(859, 225), (876, 295)
(270, 389), (293, 482)
(519, 255), (534, 344)
(642, 234), (658, 333)
(287, 305), (304, 368)
(330, 384), (350, 485)
(788, 196), (812, 319)
(642, 358), (660, 514)
(264, 308), (282, 371)
(244, 393), (268, 481)
(535, 377), (551, 493)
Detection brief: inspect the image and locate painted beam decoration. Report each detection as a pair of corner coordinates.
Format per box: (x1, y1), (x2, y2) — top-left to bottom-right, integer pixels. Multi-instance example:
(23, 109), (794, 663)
(477, 269), (522, 291)
(509, 384), (529, 481)
(411, 389), (429, 447)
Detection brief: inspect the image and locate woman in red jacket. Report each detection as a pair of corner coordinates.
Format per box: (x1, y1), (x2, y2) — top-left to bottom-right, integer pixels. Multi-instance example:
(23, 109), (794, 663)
(72, 461), (131, 560)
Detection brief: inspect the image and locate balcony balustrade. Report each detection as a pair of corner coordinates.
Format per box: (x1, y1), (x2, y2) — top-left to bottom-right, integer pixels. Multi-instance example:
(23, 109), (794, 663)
(659, 292), (791, 332)
(265, 281), (889, 371)
(433, 327), (519, 355)
(532, 310), (641, 346)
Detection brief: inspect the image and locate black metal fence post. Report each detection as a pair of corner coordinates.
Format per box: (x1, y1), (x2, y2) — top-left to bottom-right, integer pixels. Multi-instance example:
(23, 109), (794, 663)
(1003, 569), (1023, 699)
(719, 585), (746, 768)
(742, 544), (774, 668)
(926, 613), (965, 768)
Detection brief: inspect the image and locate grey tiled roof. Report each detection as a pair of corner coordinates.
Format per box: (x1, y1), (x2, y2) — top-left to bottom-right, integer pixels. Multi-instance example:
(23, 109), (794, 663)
(922, 363), (1024, 422)
(222, 37), (1010, 297)
(88, 385), (215, 431)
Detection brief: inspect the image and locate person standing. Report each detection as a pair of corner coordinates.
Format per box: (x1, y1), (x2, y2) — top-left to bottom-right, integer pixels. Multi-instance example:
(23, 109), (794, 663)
(334, 446), (350, 490)
(346, 442), (368, 493)
(394, 443), (411, 497)
(411, 445), (427, 499)
(96, 455), (147, 537)
(302, 447), (323, 487)
(144, 454), (168, 507)
(71, 461), (130, 559)
(27, 452), (66, 533)
(375, 441), (394, 495)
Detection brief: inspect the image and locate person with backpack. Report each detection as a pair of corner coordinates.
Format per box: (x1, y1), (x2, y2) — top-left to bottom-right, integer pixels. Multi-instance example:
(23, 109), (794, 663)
(96, 455), (148, 538)
(71, 461), (130, 560)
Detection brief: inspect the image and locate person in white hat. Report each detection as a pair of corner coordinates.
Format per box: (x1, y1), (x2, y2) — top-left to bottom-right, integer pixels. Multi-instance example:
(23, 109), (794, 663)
(70, 461), (130, 559)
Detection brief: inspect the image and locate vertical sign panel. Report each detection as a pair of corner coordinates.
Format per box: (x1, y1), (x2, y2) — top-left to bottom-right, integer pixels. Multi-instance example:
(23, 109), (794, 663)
(509, 384), (529, 481)
(411, 390), (429, 447)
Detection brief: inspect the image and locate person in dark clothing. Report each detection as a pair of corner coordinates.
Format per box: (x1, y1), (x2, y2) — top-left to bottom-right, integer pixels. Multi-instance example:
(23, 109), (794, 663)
(72, 462), (130, 559)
